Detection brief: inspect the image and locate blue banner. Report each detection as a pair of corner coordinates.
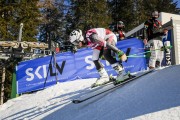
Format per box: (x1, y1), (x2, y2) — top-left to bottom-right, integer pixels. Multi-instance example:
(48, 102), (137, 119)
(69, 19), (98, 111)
(162, 29), (172, 66)
(16, 38), (147, 94)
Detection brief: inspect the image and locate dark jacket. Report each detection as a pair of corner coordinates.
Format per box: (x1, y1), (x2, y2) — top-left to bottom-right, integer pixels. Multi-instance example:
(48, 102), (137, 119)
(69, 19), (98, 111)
(143, 18), (164, 41)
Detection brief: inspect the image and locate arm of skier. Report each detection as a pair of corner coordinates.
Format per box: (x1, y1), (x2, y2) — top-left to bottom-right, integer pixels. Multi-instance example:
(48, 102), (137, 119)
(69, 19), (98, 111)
(89, 33), (127, 61)
(106, 42), (127, 61)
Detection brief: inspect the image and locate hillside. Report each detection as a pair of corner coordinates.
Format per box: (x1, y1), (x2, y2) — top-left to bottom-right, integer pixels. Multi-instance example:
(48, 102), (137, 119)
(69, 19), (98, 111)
(0, 65), (180, 120)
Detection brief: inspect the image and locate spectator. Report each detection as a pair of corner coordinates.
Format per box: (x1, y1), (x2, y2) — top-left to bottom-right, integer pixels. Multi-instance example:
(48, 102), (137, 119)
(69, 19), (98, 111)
(114, 21), (126, 40)
(143, 11), (168, 69)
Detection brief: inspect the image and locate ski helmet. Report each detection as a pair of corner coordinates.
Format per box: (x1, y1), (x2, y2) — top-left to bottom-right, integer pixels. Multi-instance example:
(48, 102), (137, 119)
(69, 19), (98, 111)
(117, 21), (125, 27)
(152, 11), (159, 17)
(117, 21), (125, 30)
(69, 29), (84, 46)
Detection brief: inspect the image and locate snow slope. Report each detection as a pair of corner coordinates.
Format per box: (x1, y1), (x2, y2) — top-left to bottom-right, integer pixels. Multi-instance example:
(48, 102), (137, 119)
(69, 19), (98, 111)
(0, 65), (180, 120)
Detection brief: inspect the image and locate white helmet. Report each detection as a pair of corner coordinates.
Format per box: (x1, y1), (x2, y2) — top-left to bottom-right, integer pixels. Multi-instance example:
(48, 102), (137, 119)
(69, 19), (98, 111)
(69, 29), (84, 45)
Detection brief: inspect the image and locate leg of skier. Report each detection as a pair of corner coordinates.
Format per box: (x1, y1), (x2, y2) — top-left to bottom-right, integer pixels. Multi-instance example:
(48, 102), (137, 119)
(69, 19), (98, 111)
(156, 40), (164, 68)
(148, 39), (164, 69)
(148, 40), (157, 69)
(103, 49), (129, 83)
(112, 63), (130, 82)
(92, 49), (109, 85)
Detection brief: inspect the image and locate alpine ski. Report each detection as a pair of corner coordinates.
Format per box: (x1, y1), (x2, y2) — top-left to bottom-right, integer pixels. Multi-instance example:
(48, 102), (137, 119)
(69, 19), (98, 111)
(72, 70), (154, 104)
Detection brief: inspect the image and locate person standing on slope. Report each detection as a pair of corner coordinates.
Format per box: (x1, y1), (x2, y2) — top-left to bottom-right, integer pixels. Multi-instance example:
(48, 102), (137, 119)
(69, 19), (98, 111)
(69, 28), (130, 86)
(143, 11), (168, 69)
(115, 21), (126, 40)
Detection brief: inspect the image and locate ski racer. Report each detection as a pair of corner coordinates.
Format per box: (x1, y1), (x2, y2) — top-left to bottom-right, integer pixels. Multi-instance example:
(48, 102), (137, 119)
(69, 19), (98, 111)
(143, 11), (168, 69)
(69, 28), (130, 86)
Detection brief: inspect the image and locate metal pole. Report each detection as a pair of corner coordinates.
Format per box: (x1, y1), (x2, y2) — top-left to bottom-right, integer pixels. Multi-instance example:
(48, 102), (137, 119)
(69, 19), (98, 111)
(43, 54), (53, 88)
(18, 23), (23, 42)
(53, 52), (58, 84)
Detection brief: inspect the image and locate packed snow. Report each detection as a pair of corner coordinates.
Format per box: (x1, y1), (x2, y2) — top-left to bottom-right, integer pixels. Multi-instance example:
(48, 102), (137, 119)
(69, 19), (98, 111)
(0, 65), (180, 120)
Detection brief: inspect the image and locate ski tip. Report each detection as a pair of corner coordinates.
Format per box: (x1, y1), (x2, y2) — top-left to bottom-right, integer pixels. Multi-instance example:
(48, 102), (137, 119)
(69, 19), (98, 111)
(109, 77), (116, 82)
(129, 75), (136, 78)
(72, 99), (82, 104)
(91, 83), (97, 88)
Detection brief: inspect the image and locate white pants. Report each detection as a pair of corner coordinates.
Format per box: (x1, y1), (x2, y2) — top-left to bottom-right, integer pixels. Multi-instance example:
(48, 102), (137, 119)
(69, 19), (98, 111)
(148, 39), (164, 68)
(92, 49), (100, 61)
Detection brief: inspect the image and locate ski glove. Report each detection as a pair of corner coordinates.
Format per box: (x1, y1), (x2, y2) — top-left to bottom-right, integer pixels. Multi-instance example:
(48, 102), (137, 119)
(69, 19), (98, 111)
(117, 50), (127, 61)
(100, 55), (105, 60)
(160, 46), (172, 52)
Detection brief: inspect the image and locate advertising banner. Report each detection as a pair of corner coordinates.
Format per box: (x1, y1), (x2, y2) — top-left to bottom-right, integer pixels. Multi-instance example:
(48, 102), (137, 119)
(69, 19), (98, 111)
(16, 38), (146, 94)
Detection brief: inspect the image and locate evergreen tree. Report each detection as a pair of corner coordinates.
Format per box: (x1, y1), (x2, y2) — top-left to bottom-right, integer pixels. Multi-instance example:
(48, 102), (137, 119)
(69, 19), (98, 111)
(143, 0), (180, 15)
(68, 0), (112, 32)
(38, 0), (66, 48)
(107, 0), (135, 31)
(108, 0), (180, 31)
(0, 0), (41, 41)
(0, 0), (41, 103)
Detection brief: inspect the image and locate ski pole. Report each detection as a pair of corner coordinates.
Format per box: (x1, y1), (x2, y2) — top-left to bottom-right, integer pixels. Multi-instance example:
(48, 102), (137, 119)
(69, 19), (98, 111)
(138, 45), (172, 50)
(129, 46), (172, 57)
(127, 55), (146, 58)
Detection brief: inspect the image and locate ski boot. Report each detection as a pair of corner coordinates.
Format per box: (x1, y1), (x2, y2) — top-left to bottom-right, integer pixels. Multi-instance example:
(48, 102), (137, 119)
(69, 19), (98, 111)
(111, 63), (134, 85)
(113, 71), (132, 85)
(91, 68), (109, 88)
(155, 60), (161, 68)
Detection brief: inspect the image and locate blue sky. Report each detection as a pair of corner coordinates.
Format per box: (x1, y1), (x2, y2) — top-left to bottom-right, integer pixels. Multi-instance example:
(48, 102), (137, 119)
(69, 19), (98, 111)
(63, 0), (180, 9)
(174, 0), (180, 8)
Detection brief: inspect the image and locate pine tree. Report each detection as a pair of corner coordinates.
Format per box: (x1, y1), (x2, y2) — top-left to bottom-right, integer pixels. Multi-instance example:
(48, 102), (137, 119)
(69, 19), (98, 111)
(107, 0), (135, 31)
(0, 0), (41, 103)
(68, 0), (112, 32)
(38, 0), (66, 49)
(143, 0), (180, 14)
(0, 0), (41, 41)
(107, 0), (180, 31)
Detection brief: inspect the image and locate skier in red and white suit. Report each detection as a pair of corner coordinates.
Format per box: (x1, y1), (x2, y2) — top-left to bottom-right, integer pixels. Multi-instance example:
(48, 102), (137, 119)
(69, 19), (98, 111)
(69, 28), (129, 86)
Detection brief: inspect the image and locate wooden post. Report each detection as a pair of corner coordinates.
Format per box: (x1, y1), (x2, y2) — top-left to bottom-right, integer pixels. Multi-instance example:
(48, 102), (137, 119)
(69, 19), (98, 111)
(0, 64), (5, 105)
